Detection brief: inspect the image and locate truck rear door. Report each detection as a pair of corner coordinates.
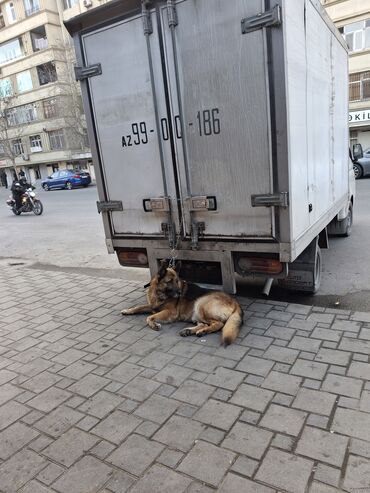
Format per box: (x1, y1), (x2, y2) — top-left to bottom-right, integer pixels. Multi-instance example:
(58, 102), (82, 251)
(160, 0), (275, 240)
(81, 0), (275, 244)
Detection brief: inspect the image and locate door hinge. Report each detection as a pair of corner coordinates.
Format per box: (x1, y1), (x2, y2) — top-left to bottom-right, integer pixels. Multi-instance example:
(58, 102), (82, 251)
(191, 221), (205, 250)
(161, 222), (176, 248)
(75, 63), (102, 81)
(241, 4), (281, 34)
(251, 192), (289, 208)
(141, 1), (153, 35)
(167, 0), (178, 27)
(97, 200), (123, 213)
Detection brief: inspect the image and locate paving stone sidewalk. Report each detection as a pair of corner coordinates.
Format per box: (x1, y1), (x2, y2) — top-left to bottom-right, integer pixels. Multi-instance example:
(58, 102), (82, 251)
(1, 264), (370, 492)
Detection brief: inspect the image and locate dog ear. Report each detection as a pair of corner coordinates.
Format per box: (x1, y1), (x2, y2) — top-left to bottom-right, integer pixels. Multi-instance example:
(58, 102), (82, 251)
(157, 260), (168, 279)
(174, 261), (182, 274)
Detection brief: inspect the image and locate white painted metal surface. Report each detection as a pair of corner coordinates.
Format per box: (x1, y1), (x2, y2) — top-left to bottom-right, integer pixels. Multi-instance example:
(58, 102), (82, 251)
(284, 0), (349, 243)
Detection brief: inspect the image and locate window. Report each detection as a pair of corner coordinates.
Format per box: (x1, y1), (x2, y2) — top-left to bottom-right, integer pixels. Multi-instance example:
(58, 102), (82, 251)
(24, 0), (40, 16)
(349, 72), (370, 102)
(16, 70), (33, 93)
(63, 0), (79, 9)
(6, 108), (17, 126)
(0, 143), (5, 156)
(29, 135), (42, 152)
(0, 11), (5, 29)
(31, 26), (48, 52)
(5, 2), (16, 24)
(0, 38), (24, 65)
(37, 62), (57, 85)
(43, 98), (57, 119)
(6, 104), (37, 126)
(342, 19), (370, 53)
(49, 129), (65, 150)
(0, 78), (13, 98)
(12, 138), (24, 155)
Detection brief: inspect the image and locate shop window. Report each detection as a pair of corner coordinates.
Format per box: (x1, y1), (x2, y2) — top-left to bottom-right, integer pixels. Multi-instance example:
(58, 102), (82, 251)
(16, 70), (33, 93)
(31, 25), (48, 52)
(29, 134), (42, 152)
(49, 129), (65, 150)
(37, 62), (57, 86)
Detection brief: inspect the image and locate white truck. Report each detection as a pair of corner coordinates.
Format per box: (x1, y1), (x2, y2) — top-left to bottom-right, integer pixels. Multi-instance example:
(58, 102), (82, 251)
(65, 0), (354, 295)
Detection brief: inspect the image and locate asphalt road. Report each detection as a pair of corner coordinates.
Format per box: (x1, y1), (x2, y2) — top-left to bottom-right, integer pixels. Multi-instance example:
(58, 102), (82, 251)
(0, 180), (369, 310)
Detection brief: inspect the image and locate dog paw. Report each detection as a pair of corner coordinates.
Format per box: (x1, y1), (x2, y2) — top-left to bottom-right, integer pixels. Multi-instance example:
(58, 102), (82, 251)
(180, 328), (193, 337)
(195, 329), (206, 337)
(147, 318), (161, 331)
(121, 309), (131, 315)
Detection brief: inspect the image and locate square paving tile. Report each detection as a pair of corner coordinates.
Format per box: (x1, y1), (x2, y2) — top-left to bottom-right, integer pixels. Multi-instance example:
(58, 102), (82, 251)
(178, 441), (235, 487)
(343, 455), (370, 492)
(107, 434), (164, 476)
(153, 415), (205, 451)
(255, 448), (313, 493)
(43, 428), (99, 467)
(193, 399), (242, 430)
(91, 410), (141, 444)
(230, 384), (274, 412)
(52, 456), (112, 493)
(222, 422), (272, 459)
(260, 404), (307, 436)
(130, 464), (192, 493)
(292, 388), (336, 416)
(218, 473), (274, 493)
(134, 394), (179, 424)
(296, 427), (348, 467)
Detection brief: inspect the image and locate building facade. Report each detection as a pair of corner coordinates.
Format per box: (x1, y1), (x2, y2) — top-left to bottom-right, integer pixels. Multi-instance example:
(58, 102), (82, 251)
(0, 0), (99, 185)
(324, 0), (370, 150)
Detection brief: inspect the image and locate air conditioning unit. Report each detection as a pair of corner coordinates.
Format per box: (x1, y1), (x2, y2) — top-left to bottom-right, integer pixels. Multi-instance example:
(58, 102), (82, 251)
(83, 0), (92, 7)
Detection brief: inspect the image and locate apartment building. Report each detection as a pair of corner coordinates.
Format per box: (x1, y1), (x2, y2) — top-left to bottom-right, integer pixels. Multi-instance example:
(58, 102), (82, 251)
(0, 0), (94, 185)
(324, 0), (370, 150)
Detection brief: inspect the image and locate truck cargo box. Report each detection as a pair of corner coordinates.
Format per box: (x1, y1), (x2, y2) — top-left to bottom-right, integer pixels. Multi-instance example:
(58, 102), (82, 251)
(66, 0), (353, 293)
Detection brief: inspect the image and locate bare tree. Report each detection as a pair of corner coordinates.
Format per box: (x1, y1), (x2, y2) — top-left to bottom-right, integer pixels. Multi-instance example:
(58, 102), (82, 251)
(0, 92), (27, 178)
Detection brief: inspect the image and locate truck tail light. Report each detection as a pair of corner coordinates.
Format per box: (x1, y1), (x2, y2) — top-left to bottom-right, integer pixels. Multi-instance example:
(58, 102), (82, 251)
(237, 257), (283, 275)
(117, 249), (148, 268)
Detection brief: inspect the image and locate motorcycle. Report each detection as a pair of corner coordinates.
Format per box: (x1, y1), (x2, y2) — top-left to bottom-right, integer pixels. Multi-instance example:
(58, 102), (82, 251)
(6, 188), (43, 216)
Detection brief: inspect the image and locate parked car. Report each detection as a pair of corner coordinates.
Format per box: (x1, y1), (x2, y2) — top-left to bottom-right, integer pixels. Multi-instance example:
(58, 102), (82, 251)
(42, 170), (91, 190)
(353, 147), (370, 179)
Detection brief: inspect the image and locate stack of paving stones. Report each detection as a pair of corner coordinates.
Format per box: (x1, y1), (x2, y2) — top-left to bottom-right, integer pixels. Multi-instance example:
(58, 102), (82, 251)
(1, 265), (370, 492)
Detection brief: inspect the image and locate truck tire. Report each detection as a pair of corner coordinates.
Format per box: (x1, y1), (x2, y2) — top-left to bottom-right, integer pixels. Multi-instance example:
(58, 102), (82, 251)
(337, 203), (353, 237)
(310, 246), (322, 294)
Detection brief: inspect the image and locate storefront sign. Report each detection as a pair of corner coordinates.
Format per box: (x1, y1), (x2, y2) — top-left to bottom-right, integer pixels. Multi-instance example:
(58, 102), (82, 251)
(349, 110), (370, 124)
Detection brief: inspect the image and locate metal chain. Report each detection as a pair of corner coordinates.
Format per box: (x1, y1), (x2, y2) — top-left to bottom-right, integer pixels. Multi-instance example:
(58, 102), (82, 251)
(168, 231), (181, 268)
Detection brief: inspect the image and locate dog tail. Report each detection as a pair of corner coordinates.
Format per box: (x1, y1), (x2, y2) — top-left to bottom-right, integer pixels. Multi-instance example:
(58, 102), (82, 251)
(222, 306), (243, 346)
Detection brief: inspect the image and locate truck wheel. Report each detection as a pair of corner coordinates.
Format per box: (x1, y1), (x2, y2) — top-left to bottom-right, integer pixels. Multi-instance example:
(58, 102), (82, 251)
(337, 203), (353, 237)
(353, 163), (363, 179)
(310, 246), (322, 294)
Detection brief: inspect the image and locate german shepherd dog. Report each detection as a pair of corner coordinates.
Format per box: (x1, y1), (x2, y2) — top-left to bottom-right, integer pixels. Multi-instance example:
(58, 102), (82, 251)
(121, 262), (243, 345)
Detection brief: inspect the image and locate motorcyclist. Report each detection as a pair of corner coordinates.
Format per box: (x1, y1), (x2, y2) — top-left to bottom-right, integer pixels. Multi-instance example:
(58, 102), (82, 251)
(11, 176), (34, 212)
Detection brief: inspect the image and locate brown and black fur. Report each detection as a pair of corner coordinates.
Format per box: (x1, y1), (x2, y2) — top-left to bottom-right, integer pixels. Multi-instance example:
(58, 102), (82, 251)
(121, 261), (243, 346)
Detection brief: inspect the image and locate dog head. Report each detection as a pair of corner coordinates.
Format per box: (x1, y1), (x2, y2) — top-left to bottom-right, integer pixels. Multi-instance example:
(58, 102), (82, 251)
(148, 261), (183, 306)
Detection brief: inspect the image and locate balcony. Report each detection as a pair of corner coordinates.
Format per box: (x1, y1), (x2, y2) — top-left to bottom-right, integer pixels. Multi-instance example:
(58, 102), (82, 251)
(25, 5), (40, 16)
